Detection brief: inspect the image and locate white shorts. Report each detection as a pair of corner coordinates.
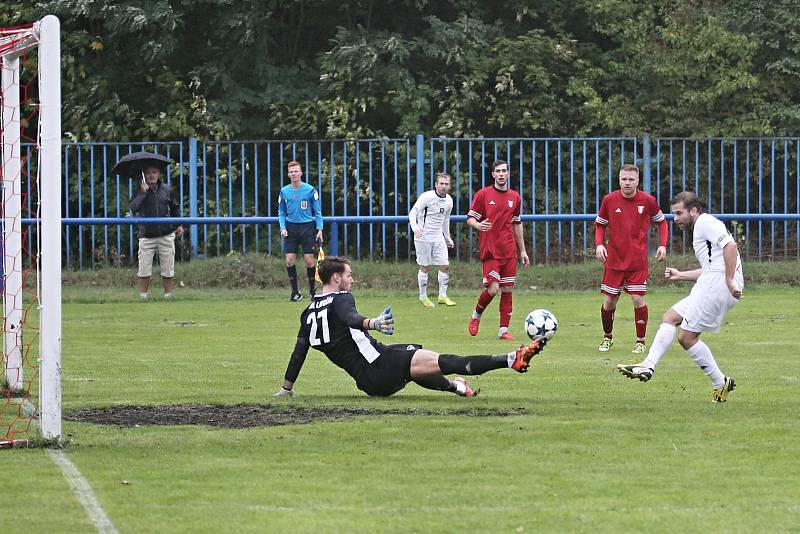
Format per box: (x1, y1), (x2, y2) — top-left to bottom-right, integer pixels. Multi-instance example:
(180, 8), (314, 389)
(414, 239), (449, 266)
(138, 233), (176, 278)
(672, 273), (743, 333)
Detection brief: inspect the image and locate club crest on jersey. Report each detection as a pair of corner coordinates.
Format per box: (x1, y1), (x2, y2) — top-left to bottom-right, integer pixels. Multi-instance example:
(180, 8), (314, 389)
(301, 200), (308, 210)
(508, 200), (514, 208)
(638, 205), (644, 214)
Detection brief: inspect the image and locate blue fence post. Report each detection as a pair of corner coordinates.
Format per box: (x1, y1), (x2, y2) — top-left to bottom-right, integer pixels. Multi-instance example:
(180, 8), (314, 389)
(642, 133), (652, 193)
(330, 223), (339, 256)
(189, 137), (198, 257)
(415, 134), (425, 197)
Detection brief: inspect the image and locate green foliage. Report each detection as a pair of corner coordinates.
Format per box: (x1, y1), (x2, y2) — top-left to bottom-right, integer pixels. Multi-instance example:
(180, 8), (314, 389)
(3, 1), (800, 139)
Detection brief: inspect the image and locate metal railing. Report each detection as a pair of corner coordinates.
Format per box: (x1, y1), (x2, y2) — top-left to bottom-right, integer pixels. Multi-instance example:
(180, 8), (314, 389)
(48, 135), (800, 268)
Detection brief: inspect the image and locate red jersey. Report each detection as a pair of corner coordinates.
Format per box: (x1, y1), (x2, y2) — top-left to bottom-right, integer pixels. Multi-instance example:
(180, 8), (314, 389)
(468, 185), (522, 260)
(595, 190), (667, 270)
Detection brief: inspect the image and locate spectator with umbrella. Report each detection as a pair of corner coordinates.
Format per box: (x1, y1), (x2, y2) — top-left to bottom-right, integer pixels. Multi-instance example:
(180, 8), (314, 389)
(113, 151), (184, 299)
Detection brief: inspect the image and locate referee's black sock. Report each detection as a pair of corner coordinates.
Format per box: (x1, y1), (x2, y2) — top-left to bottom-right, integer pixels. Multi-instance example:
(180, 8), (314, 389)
(438, 354), (507, 375)
(307, 266), (316, 296)
(287, 265), (299, 294)
(412, 374), (455, 392)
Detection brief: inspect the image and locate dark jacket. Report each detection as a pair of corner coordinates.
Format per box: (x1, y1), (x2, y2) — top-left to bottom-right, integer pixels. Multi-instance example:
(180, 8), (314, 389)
(129, 181), (181, 238)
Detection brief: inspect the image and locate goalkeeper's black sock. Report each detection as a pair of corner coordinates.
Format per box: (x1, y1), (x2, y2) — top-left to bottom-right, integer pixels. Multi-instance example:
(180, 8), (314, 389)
(438, 354), (507, 375)
(287, 265), (299, 294)
(307, 266), (316, 296)
(413, 374), (456, 392)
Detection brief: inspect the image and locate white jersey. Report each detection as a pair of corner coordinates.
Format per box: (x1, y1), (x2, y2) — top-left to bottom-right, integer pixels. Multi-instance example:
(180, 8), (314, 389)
(409, 190), (454, 244)
(692, 213), (743, 278)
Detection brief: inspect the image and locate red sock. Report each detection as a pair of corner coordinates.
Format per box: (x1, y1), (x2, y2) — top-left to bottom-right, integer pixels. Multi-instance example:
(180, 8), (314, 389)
(634, 305), (648, 340)
(601, 305), (615, 338)
(475, 289), (494, 315)
(499, 292), (512, 328)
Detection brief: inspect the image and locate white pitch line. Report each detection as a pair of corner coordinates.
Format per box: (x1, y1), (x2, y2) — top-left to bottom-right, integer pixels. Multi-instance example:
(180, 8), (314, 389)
(47, 449), (118, 534)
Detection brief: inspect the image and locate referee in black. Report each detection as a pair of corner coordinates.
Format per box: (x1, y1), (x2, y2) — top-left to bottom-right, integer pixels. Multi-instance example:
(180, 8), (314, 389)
(277, 161), (324, 301)
(273, 256), (546, 398)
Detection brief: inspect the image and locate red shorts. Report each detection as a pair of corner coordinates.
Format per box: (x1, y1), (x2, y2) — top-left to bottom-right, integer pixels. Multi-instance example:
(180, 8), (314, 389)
(600, 268), (648, 296)
(482, 258), (517, 287)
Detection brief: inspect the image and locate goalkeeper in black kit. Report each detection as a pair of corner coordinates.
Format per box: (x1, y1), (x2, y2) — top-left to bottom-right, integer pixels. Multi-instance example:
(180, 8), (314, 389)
(274, 256), (546, 398)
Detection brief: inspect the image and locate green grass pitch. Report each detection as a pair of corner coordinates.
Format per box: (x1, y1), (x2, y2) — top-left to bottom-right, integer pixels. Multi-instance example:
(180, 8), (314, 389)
(2, 285), (799, 533)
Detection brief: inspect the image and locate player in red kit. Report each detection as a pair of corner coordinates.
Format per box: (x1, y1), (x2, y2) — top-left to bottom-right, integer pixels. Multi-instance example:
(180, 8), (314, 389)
(466, 160), (530, 340)
(595, 164), (668, 354)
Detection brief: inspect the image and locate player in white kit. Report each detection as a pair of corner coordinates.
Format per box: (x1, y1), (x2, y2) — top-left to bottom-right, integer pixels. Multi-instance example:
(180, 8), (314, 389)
(409, 172), (456, 308)
(617, 191), (744, 402)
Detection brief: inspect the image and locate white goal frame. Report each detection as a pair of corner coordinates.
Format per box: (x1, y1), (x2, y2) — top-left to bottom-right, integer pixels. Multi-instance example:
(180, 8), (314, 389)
(1, 15), (61, 442)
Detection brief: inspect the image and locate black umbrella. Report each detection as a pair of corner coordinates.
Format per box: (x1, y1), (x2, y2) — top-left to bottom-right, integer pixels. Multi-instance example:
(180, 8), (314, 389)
(111, 151), (172, 178)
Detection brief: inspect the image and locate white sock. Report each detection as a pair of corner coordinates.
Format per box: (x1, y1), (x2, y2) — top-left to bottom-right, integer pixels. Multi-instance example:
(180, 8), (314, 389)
(418, 270), (428, 298)
(687, 340), (725, 388)
(472, 311), (482, 320)
(506, 350), (517, 367)
(451, 379), (468, 395)
(438, 271), (449, 298)
(642, 323), (676, 370)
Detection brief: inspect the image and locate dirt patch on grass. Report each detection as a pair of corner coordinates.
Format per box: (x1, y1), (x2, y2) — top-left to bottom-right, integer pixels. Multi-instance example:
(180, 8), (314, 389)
(65, 403), (526, 429)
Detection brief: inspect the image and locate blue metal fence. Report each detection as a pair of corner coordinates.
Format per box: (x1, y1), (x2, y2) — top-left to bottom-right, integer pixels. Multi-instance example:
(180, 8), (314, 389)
(56, 135), (800, 268)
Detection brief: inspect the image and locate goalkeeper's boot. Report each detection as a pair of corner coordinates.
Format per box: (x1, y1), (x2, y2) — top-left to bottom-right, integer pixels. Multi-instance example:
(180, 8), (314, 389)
(712, 376), (736, 403)
(631, 341), (646, 354)
(468, 317), (480, 336)
(290, 292), (303, 302)
(438, 295), (456, 306)
(452, 376), (479, 397)
(419, 296), (435, 308)
(511, 338), (546, 373)
(598, 337), (614, 352)
(617, 363), (653, 382)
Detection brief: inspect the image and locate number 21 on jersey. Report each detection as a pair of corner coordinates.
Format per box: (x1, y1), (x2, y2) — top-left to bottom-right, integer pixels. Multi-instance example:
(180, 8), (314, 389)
(307, 309), (330, 346)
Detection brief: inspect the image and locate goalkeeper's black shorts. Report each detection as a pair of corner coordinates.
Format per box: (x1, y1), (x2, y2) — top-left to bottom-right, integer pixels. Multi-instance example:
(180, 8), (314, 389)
(354, 343), (422, 397)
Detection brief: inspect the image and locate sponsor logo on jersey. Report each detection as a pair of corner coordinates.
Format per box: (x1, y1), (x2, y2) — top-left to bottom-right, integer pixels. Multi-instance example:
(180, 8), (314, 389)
(489, 200), (495, 205)
(615, 207), (622, 213)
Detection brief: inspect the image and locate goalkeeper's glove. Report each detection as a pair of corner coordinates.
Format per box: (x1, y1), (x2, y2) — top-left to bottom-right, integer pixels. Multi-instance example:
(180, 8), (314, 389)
(273, 386), (296, 398)
(369, 305), (394, 335)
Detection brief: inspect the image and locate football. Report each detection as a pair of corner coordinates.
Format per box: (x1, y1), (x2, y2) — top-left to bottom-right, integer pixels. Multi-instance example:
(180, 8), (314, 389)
(524, 309), (558, 341)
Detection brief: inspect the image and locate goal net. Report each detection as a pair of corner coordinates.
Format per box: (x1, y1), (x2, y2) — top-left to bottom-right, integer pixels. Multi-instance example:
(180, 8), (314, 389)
(0, 16), (61, 447)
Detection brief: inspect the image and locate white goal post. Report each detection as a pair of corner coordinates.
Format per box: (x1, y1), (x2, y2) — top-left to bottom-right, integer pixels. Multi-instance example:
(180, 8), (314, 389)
(1, 15), (61, 445)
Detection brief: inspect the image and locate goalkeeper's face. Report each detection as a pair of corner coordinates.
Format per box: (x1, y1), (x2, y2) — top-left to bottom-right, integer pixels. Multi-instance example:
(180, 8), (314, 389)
(333, 264), (353, 291)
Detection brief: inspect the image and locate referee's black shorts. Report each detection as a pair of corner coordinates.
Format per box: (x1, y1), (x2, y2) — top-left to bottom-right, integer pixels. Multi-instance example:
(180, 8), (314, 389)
(354, 343), (422, 397)
(282, 221), (317, 255)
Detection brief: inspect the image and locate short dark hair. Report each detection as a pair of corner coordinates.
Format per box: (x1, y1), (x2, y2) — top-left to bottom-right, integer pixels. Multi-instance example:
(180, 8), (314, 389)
(620, 163), (640, 177)
(318, 256), (350, 284)
(492, 160), (508, 171)
(671, 191), (705, 213)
